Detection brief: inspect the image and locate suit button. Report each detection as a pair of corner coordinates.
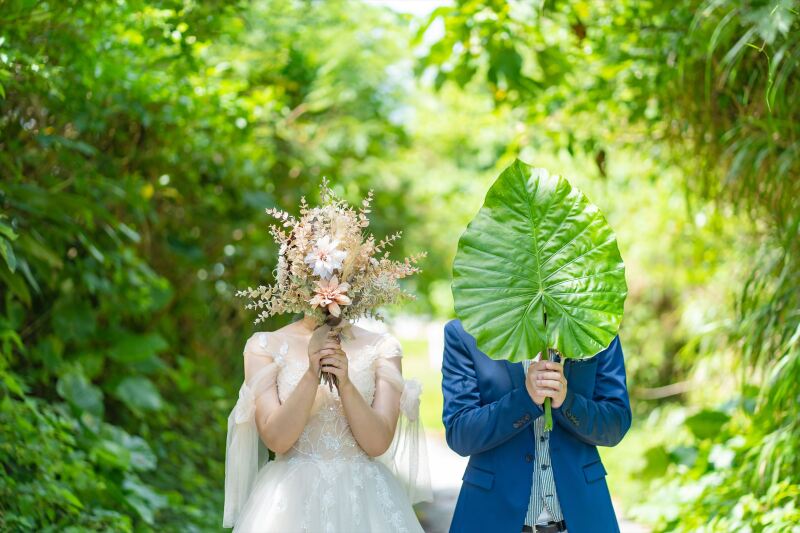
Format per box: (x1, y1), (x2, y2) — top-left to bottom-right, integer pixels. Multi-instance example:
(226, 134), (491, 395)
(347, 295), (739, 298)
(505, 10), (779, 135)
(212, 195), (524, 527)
(513, 421), (521, 429)
(525, 454), (533, 463)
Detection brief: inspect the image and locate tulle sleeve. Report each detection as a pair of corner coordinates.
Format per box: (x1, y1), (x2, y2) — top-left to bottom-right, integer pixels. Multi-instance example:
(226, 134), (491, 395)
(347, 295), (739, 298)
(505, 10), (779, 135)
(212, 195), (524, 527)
(222, 332), (282, 528)
(374, 334), (433, 504)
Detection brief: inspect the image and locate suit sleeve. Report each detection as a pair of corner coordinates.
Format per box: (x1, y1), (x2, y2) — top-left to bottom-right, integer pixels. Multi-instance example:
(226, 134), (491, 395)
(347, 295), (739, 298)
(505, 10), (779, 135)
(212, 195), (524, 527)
(553, 335), (632, 447)
(441, 321), (542, 457)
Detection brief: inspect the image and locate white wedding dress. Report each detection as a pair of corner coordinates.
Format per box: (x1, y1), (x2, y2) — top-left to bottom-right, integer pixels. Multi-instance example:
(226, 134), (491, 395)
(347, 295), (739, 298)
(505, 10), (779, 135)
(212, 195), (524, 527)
(223, 323), (431, 533)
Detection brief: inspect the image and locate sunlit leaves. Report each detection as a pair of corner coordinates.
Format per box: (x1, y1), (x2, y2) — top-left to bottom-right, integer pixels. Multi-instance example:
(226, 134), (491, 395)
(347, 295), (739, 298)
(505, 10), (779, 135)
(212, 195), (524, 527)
(108, 333), (168, 364)
(56, 369), (104, 418)
(122, 475), (168, 525)
(114, 377), (164, 412)
(683, 409), (731, 440)
(0, 216), (17, 272)
(91, 426), (157, 471)
(743, 0), (796, 44)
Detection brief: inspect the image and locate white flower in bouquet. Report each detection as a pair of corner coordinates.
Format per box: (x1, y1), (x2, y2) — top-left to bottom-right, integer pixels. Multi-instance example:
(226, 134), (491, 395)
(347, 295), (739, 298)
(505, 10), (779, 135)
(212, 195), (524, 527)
(304, 235), (347, 279)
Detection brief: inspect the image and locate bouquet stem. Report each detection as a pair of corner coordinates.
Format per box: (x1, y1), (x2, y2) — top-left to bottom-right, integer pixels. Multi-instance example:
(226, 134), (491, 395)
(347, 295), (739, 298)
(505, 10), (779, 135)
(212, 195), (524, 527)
(308, 315), (343, 392)
(320, 360), (338, 392)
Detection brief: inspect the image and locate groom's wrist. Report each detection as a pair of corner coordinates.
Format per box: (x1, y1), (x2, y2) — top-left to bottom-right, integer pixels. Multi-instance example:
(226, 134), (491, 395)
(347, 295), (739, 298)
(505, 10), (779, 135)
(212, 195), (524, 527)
(509, 386), (541, 426)
(556, 387), (576, 411)
(523, 381), (545, 413)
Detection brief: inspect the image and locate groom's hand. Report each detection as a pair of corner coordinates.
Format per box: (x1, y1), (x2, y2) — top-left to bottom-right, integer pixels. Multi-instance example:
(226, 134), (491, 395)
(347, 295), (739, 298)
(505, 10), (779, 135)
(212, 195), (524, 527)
(525, 359), (568, 409)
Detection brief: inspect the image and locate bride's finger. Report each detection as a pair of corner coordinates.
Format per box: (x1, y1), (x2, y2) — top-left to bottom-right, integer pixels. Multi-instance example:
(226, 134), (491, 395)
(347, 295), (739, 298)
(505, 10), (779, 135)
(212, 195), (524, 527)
(320, 339), (342, 350)
(325, 350), (346, 361)
(321, 365), (345, 378)
(320, 357), (343, 368)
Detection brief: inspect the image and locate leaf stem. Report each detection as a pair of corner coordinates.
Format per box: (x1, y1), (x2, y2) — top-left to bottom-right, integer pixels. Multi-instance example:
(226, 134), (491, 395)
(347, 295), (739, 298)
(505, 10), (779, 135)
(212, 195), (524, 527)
(543, 310), (553, 431)
(544, 397), (553, 431)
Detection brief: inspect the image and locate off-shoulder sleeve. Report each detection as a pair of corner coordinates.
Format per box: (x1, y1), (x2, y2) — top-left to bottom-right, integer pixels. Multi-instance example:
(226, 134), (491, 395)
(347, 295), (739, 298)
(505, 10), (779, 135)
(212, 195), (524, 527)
(374, 333), (403, 359)
(242, 332), (283, 398)
(374, 333), (405, 392)
(374, 334), (432, 504)
(223, 332), (282, 528)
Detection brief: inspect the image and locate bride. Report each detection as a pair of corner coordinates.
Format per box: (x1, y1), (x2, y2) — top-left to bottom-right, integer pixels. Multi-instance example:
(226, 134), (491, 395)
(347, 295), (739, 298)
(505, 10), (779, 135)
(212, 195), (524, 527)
(223, 181), (430, 532)
(223, 316), (430, 532)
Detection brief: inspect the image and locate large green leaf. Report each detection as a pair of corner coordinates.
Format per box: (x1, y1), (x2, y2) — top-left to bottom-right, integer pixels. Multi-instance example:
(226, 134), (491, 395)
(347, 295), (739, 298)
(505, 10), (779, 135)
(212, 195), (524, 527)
(114, 377), (164, 412)
(108, 332), (168, 363)
(56, 369), (105, 418)
(684, 409), (731, 440)
(452, 159), (627, 362)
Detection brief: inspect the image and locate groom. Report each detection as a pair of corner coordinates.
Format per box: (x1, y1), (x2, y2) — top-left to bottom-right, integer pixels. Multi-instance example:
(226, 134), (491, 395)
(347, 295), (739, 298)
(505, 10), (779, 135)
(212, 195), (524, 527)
(441, 319), (632, 533)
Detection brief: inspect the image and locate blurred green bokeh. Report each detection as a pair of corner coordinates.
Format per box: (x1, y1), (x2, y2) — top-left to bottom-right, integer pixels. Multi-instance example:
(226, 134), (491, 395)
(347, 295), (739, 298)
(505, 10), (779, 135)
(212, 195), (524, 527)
(1, 0), (798, 531)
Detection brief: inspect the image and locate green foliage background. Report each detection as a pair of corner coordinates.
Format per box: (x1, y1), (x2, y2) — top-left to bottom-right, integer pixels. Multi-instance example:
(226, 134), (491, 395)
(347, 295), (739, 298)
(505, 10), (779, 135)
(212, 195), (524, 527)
(0, 0), (798, 531)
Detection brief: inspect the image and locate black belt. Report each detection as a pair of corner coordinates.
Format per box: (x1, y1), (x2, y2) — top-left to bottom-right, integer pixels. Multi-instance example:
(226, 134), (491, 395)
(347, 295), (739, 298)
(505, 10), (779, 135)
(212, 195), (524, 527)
(522, 520), (567, 533)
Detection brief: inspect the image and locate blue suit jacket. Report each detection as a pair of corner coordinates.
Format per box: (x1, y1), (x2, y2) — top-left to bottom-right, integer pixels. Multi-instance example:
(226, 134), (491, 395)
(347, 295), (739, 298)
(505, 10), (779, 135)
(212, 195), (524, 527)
(442, 319), (632, 533)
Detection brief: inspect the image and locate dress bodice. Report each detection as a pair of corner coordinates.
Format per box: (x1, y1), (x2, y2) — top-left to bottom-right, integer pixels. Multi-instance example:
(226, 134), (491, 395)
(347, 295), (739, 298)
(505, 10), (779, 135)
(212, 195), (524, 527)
(247, 326), (402, 462)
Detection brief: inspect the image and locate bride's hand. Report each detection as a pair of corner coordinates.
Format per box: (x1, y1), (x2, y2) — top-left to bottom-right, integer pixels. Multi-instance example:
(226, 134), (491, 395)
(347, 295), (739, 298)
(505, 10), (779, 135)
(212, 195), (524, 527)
(307, 331), (335, 377)
(307, 330), (345, 378)
(319, 333), (350, 390)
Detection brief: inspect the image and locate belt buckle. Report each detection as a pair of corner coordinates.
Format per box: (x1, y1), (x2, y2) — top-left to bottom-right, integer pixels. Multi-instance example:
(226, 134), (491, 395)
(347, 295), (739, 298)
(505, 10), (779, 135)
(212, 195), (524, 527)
(535, 520), (567, 533)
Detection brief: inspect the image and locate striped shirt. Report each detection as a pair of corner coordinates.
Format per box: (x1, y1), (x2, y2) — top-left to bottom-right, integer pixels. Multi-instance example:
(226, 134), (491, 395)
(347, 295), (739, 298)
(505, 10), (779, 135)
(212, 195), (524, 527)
(522, 359), (564, 527)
